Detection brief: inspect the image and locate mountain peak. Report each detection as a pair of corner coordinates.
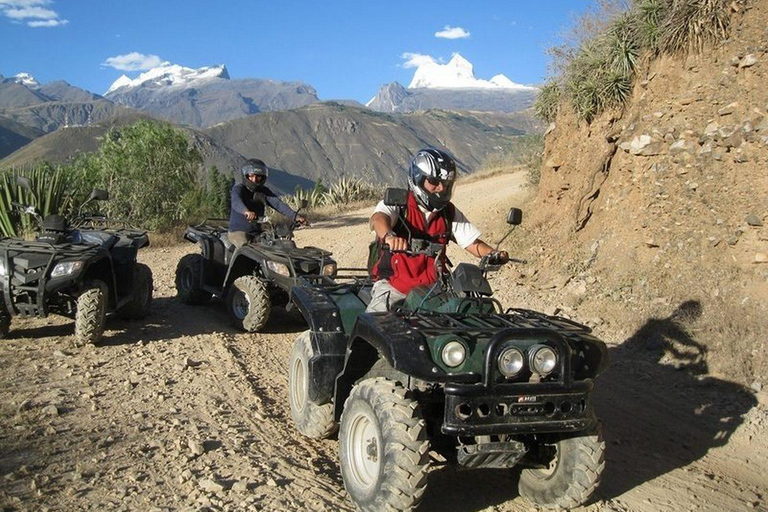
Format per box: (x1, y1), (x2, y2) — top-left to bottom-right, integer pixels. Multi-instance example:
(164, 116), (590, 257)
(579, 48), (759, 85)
(11, 72), (40, 88)
(105, 63), (229, 95)
(407, 53), (535, 91)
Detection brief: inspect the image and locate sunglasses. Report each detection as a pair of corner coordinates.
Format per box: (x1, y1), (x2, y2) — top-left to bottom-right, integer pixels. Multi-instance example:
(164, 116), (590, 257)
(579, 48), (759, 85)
(425, 176), (451, 187)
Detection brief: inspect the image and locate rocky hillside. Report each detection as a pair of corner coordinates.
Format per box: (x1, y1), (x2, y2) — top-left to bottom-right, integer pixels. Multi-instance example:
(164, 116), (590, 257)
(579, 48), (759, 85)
(521, 1), (767, 387)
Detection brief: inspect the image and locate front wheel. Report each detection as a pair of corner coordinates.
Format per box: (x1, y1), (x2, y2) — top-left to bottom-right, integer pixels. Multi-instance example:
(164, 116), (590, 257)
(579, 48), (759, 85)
(119, 263), (153, 319)
(227, 275), (271, 332)
(518, 424), (605, 509)
(339, 378), (430, 512)
(74, 280), (107, 346)
(289, 330), (337, 439)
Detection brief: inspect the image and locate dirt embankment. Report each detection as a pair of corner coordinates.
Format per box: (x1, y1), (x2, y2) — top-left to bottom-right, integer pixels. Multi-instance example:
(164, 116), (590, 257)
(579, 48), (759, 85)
(0, 171), (766, 512)
(527, 1), (768, 387)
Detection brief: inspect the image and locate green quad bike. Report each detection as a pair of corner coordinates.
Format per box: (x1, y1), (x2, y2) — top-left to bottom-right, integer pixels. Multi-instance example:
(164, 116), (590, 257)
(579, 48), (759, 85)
(175, 201), (337, 332)
(0, 184), (153, 346)
(288, 188), (608, 511)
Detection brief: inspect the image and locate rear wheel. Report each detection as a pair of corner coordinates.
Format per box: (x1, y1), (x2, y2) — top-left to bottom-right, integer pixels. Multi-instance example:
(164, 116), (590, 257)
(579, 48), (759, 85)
(289, 330), (337, 439)
(175, 254), (212, 304)
(74, 280), (107, 346)
(119, 263), (153, 319)
(518, 424), (605, 509)
(339, 378), (430, 511)
(227, 275), (271, 332)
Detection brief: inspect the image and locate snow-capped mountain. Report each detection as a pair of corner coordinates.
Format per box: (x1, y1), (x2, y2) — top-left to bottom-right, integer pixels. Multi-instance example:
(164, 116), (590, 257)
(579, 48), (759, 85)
(367, 54), (538, 113)
(104, 63), (319, 128)
(408, 53), (536, 91)
(6, 72), (41, 88)
(105, 64), (230, 94)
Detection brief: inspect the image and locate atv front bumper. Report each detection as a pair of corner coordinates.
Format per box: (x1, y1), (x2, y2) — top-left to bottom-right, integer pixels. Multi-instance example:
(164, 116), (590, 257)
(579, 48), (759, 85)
(442, 381), (596, 436)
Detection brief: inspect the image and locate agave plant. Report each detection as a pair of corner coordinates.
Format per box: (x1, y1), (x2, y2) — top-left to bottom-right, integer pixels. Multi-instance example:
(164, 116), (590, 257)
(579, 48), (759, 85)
(0, 165), (74, 237)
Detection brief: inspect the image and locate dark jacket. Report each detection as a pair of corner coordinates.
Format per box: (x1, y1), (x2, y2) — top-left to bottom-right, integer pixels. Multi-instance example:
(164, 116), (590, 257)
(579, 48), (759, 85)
(228, 182), (295, 233)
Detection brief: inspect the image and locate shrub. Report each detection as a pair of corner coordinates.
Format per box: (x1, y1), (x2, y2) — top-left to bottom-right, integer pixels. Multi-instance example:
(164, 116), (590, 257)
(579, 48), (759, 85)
(0, 164), (74, 237)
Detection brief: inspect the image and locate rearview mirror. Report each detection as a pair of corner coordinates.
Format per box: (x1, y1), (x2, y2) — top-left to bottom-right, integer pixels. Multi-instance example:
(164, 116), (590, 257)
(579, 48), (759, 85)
(507, 208), (523, 226)
(87, 189), (110, 202)
(15, 176), (31, 191)
(383, 188), (408, 207)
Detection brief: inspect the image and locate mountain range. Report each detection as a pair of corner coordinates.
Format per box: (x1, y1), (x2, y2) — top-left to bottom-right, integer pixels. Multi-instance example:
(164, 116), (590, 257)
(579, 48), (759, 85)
(0, 55), (542, 193)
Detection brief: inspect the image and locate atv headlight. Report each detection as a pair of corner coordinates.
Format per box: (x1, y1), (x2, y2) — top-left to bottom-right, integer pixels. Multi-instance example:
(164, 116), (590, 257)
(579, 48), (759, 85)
(529, 344), (558, 376)
(498, 346), (525, 377)
(321, 262), (337, 277)
(441, 340), (467, 368)
(51, 261), (84, 277)
(265, 260), (290, 277)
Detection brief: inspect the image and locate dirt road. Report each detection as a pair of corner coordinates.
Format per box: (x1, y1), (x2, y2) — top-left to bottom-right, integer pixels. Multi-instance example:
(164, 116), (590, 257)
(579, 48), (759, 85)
(1, 172), (765, 512)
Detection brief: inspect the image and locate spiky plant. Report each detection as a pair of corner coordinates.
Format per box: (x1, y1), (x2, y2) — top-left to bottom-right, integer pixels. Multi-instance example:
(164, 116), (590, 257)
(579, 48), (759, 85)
(535, 82), (561, 122)
(0, 165), (74, 237)
(660, 0), (730, 53)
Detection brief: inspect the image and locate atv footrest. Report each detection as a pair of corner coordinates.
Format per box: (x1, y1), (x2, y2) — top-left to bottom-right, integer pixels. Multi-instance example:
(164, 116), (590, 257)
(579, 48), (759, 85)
(16, 303), (44, 317)
(457, 440), (527, 469)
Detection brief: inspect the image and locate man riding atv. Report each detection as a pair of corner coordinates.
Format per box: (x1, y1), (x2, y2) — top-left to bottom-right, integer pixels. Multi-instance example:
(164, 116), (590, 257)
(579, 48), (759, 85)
(368, 148), (508, 312)
(228, 159), (307, 247)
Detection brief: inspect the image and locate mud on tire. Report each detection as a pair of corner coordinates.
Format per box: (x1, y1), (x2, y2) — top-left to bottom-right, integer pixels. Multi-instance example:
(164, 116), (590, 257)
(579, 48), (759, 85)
(119, 263), (153, 319)
(289, 330), (338, 439)
(175, 254), (212, 305)
(74, 280), (107, 346)
(339, 378), (430, 511)
(518, 423), (605, 509)
(227, 275), (271, 332)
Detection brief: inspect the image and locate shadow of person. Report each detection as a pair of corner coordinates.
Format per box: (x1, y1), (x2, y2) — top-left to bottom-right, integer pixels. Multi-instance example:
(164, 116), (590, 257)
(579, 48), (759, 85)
(593, 299), (758, 501)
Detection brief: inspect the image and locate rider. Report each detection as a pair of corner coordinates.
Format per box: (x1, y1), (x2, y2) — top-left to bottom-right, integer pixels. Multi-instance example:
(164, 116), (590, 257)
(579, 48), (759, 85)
(228, 158), (307, 248)
(367, 148), (508, 312)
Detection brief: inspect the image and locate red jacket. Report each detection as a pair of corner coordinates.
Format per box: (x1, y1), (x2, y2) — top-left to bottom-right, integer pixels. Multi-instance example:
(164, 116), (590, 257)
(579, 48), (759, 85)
(372, 192), (453, 294)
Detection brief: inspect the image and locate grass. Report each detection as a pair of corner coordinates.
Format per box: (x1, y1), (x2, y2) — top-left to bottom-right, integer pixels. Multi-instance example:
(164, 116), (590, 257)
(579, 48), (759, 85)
(538, 0), (733, 123)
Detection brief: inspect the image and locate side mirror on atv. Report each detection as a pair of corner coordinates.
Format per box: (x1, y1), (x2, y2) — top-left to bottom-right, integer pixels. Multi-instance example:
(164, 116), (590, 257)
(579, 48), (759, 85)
(383, 188), (408, 208)
(15, 176), (32, 191)
(507, 208), (523, 226)
(87, 189), (110, 202)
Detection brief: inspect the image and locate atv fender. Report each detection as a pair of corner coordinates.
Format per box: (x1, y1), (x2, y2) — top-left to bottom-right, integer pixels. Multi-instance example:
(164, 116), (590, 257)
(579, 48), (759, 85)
(79, 254), (118, 309)
(223, 246), (264, 287)
(291, 285), (349, 405)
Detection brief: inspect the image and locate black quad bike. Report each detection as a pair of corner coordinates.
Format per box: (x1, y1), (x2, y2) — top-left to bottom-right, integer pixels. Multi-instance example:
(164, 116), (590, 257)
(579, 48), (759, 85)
(287, 188), (608, 511)
(175, 201), (337, 332)
(0, 185), (153, 346)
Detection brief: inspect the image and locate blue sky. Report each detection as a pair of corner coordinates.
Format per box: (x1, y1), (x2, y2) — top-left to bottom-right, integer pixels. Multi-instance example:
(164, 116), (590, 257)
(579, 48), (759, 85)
(0, 0), (594, 103)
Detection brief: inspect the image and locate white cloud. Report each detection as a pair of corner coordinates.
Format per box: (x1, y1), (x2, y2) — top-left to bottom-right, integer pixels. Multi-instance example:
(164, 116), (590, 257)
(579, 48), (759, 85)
(0, 0), (68, 27)
(401, 53), (439, 69)
(102, 52), (167, 71)
(435, 26), (470, 39)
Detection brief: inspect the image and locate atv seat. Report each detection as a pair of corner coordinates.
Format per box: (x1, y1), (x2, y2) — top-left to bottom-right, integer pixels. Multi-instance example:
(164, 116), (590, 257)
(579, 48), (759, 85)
(80, 230), (118, 250)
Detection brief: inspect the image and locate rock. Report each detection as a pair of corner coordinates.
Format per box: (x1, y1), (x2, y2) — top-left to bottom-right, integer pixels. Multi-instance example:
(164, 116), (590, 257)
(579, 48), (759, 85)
(669, 139), (696, 155)
(739, 54), (758, 68)
(544, 123), (556, 136)
(42, 404), (59, 417)
(755, 253), (768, 263)
(751, 381), (763, 392)
(746, 214), (763, 226)
(17, 399), (32, 413)
(188, 439), (206, 456)
(231, 480), (249, 493)
(545, 157), (564, 169)
(629, 135), (665, 156)
(199, 478), (225, 494)
(185, 358), (202, 368)
(718, 103), (737, 116)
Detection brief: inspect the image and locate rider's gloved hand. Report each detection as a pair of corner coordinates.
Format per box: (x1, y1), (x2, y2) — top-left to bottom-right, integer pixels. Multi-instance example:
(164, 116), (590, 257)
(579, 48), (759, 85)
(488, 250), (509, 265)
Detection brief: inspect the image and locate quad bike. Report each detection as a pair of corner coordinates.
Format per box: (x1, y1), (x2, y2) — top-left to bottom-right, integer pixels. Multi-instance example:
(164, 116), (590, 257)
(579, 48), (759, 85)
(287, 188), (608, 511)
(0, 183), (153, 346)
(175, 200), (337, 332)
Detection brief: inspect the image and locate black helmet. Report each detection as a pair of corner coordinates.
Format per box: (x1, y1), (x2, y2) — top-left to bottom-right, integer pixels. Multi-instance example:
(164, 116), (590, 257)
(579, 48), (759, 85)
(407, 148), (457, 211)
(241, 159), (269, 192)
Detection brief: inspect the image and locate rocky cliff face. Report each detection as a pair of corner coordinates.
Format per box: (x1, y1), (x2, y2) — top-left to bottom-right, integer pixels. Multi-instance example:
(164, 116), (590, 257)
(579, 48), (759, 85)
(524, 2), (767, 386)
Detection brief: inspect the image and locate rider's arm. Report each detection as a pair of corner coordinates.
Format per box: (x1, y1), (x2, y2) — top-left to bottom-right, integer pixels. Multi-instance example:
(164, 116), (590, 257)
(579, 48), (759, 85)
(230, 183), (249, 215)
(265, 192), (298, 219)
(370, 209), (407, 252)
